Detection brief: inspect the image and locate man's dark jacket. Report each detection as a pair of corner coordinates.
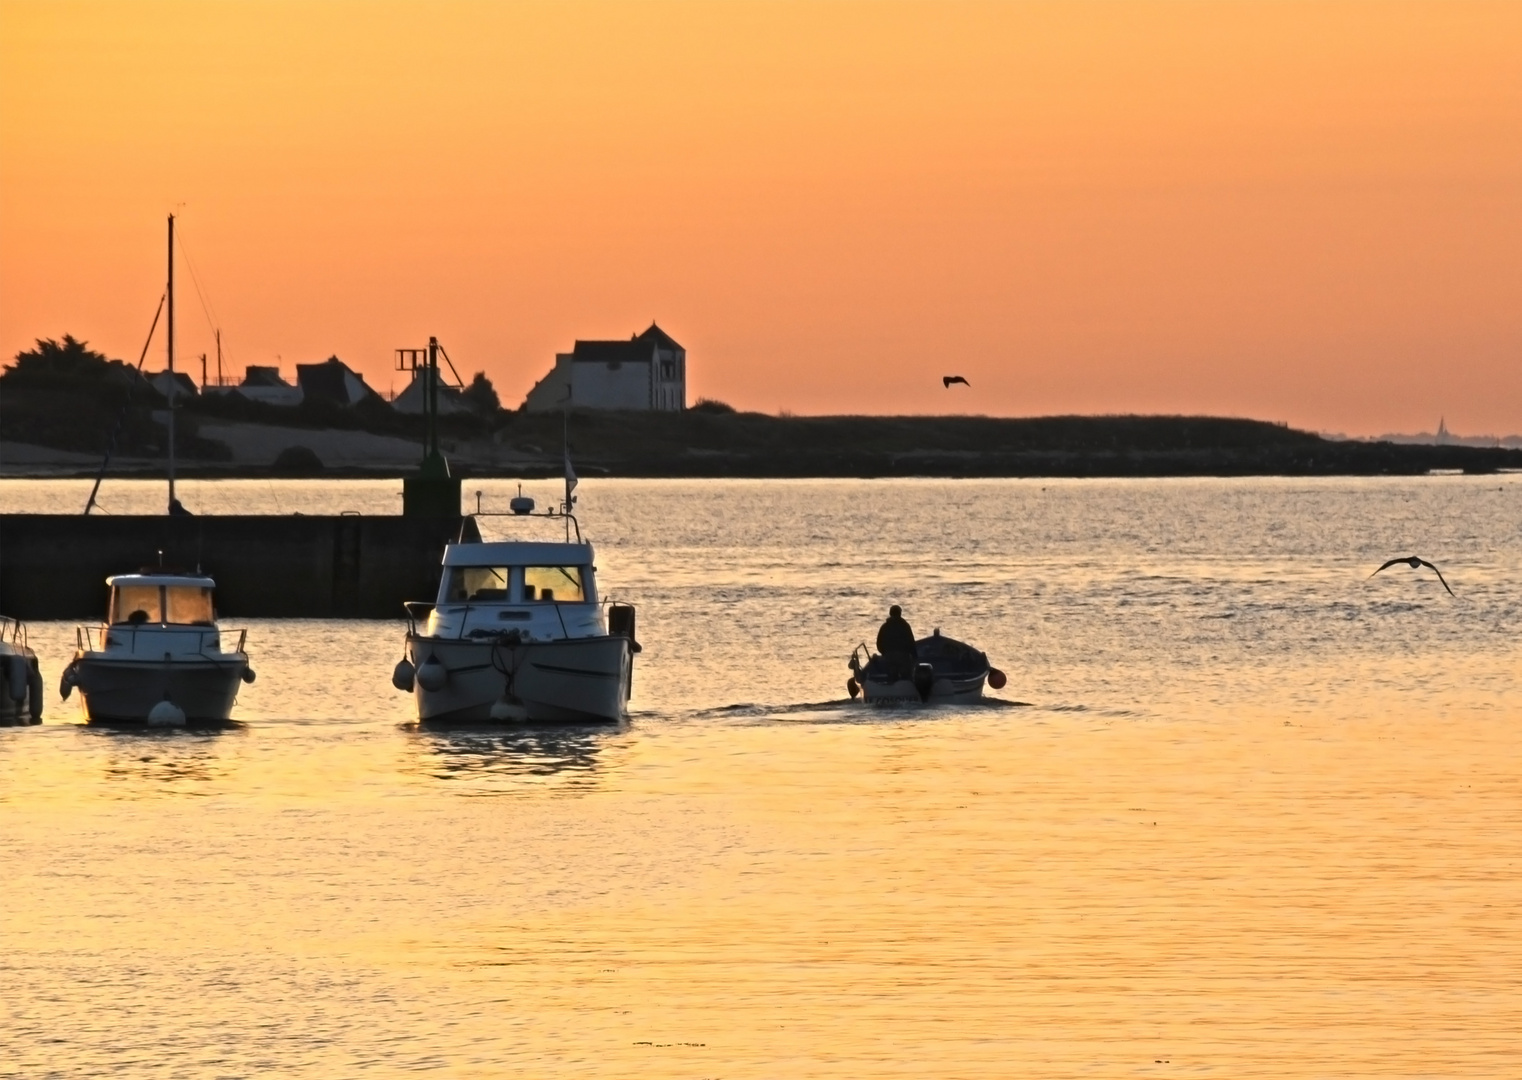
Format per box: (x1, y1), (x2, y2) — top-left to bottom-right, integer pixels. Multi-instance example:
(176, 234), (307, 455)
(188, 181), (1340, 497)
(877, 614), (917, 658)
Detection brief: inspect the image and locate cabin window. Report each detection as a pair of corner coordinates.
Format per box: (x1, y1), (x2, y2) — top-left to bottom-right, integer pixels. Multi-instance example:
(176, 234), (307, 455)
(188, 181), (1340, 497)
(166, 586), (214, 625)
(112, 585), (162, 625)
(524, 566), (585, 603)
(446, 567), (511, 602)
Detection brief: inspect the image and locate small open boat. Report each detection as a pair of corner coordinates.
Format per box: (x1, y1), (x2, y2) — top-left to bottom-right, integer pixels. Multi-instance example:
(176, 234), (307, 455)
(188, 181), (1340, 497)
(61, 572), (254, 725)
(847, 628), (1005, 704)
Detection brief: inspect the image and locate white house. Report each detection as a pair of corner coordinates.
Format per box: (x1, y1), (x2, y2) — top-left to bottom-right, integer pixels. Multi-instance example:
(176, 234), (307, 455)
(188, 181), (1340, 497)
(216, 365), (304, 407)
(522, 323), (685, 412)
(392, 373), (470, 415)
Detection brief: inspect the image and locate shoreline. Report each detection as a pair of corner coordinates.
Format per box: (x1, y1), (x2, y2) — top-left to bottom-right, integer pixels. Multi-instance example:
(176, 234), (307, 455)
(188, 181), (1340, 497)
(6, 412), (1522, 480)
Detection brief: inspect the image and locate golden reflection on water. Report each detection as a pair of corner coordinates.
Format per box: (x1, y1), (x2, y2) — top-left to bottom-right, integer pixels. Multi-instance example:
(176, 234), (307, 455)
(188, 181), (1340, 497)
(5, 692), (1521, 1077)
(3, 478), (1520, 1075)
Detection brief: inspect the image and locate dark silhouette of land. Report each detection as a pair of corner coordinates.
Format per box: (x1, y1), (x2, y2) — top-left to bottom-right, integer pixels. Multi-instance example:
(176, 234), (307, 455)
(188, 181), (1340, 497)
(5, 339), (1520, 478)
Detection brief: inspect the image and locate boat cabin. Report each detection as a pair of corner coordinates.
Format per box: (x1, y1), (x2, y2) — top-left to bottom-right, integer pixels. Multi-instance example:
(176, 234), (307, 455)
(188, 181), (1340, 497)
(107, 574), (217, 626)
(85, 574), (237, 660)
(425, 541), (605, 641)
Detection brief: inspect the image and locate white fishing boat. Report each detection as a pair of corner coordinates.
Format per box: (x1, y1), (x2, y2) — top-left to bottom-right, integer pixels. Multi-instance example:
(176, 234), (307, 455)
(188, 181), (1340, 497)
(61, 572), (254, 725)
(393, 491), (639, 724)
(0, 615), (44, 725)
(848, 628), (1005, 704)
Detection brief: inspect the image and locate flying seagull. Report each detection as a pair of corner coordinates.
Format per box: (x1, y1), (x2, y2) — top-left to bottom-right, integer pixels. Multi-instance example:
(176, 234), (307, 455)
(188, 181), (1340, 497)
(1371, 555), (1455, 596)
(943, 375), (969, 388)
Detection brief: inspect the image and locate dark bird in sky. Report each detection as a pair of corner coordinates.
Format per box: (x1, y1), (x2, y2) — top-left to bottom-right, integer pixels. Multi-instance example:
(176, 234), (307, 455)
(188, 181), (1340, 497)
(1371, 555), (1455, 596)
(943, 375), (969, 388)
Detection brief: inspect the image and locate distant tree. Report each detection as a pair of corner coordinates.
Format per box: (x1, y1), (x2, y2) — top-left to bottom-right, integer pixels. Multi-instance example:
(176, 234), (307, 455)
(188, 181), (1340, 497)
(4, 335), (141, 386)
(692, 397), (736, 414)
(462, 371), (500, 415)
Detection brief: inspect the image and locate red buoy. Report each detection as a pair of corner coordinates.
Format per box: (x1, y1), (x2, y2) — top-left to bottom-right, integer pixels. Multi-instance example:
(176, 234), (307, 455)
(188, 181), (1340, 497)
(988, 668), (1007, 690)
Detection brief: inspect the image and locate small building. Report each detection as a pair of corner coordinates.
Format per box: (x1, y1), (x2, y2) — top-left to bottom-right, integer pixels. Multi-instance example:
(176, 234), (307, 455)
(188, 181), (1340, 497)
(221, 365), (304, 407)
(148, 370), (198, 401)
(522, 323), (686, 412)
(392, 373), (470, 415)
(296, 357), (386, 408)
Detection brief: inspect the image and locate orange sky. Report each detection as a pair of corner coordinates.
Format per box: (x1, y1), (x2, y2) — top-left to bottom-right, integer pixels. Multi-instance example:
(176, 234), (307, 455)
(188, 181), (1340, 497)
(2, 1), (1519, 434)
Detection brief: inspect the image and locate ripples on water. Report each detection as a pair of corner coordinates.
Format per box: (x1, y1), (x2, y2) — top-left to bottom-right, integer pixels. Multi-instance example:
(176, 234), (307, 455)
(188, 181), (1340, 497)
(2, 477), (1519, 1076)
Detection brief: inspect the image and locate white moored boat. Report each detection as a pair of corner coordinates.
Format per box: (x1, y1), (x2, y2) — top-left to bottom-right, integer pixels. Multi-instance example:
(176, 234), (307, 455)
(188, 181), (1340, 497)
(61, 572), (254, 725)
(394, 495), (639, 724)
(0, 615), (44, 725)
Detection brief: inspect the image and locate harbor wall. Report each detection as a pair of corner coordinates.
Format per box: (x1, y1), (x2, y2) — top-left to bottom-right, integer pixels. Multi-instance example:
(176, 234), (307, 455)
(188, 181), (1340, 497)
(0, 515), (459, 619)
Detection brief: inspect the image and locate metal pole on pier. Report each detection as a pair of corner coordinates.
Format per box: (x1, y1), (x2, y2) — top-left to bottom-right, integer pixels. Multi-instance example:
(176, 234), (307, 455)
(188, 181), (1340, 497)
(167, 214), (176, 514)
(427, 336), (440, 460)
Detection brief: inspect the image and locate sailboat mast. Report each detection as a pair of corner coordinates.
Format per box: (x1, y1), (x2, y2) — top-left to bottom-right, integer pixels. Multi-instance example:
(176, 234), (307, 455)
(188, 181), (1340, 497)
(166, 213), (176, 513)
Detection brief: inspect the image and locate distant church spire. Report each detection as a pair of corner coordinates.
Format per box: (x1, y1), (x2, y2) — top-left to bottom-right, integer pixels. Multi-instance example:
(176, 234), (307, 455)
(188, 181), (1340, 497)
(1436, 416), (1450, 445)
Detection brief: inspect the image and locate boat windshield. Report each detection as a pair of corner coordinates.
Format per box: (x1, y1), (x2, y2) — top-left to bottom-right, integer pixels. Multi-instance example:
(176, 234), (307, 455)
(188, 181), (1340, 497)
(525, 566), (584, 603)
(112, 585), (161, 625)
(110, 584), (215, 625)
(166, 586), (214, 625)
(445, 567), (511, 603)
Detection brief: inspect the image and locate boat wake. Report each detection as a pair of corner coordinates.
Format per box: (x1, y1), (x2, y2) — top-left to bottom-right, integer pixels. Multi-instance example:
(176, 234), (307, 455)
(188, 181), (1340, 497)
(692, 695), (1034, 722)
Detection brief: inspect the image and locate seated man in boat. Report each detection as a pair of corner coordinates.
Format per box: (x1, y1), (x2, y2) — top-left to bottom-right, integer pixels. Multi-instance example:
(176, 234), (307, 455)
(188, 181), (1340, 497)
(876, 605), (918, 680)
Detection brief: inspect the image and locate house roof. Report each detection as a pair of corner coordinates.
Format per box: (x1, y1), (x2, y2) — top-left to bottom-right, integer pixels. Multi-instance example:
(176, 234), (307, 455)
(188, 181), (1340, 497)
(242, 365), (290, 388)
(392, 375), (469, 414)
(570, 339), (652, 366)
(149, 371), (199, 396)
(567, 322), (681, 364)
(296, 357), (379, 406)
(634, 322), (682, 351)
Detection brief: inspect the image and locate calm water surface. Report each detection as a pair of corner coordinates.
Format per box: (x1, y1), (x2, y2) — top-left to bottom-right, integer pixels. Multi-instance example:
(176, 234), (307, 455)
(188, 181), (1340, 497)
(2, 477), (1519, 1077)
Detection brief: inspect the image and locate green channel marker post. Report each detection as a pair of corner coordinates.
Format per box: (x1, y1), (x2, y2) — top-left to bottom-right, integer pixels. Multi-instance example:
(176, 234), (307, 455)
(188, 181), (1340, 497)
(401, 336), (462, 518)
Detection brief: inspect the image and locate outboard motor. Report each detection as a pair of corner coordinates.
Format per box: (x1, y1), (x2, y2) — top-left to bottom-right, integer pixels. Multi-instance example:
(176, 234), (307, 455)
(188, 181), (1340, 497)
(608, 604), (641, 653)
(913, 662), (935, 703)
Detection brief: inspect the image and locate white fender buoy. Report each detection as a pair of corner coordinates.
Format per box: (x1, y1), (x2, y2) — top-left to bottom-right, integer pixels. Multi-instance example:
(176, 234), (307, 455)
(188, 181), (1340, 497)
(391, 658), (416, 692)
(416, 656), (448, 692)
(241, 666), (257, 684)
(489, 695), (528, 721)
(147, 699), (187, 727)
(6, 655), (27, 702)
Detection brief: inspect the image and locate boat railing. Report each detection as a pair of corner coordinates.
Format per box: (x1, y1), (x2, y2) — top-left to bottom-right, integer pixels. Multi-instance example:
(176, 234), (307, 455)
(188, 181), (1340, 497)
(466, 509), (582, 543)
(77, 624), (247, 655)
(403, 601), (434, 636)
(0, 615), (26, 648)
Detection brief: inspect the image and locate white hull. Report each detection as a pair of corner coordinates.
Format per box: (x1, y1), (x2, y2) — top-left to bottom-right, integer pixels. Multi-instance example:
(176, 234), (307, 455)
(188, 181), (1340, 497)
(408, 634), (632, 723)
(72, 655), (247, 723)
(860, 671), (987, 704)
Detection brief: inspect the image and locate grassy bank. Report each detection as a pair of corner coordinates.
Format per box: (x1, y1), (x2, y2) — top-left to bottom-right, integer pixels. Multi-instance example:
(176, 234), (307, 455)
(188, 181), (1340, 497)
(7, 406), (1519, 478)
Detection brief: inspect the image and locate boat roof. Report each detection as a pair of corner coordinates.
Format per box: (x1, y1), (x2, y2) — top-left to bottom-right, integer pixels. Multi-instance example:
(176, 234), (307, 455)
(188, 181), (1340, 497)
(442, 540), (593, 566)
(106, 574), (216, 588)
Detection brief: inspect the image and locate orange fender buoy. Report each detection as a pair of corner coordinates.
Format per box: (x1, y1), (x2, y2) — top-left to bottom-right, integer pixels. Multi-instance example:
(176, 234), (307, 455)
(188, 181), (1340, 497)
(847, 678), (860, 699)
(988, 668), (1007, 690)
